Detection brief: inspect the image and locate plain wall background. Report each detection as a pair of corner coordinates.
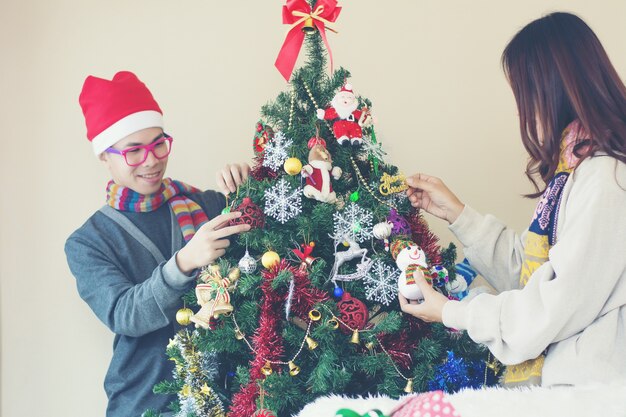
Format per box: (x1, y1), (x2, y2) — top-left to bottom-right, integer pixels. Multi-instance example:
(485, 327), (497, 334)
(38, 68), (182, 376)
(1, 1), (625, 416)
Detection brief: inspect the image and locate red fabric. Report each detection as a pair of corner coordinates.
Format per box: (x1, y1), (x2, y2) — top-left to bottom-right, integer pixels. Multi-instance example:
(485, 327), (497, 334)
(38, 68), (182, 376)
(79, 71), (162, 141)
(274, 0), (341, 81)
(333, 119), (363, 140)
(305, 166), (333, 193)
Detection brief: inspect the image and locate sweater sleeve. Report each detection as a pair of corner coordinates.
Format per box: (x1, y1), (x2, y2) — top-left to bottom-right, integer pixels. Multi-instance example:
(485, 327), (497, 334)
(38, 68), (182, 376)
(442, 157), (626, 365)
(449, 205), (526, 292)
(65, 235), (194, 338)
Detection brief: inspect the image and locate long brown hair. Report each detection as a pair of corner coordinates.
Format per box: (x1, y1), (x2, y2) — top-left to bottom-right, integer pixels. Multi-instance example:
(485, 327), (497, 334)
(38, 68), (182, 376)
(502, 12), (626, 197)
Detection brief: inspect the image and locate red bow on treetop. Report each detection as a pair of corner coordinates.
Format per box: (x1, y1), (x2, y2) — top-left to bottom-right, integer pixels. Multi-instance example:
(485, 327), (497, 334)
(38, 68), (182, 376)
(275, 0), (341, 82)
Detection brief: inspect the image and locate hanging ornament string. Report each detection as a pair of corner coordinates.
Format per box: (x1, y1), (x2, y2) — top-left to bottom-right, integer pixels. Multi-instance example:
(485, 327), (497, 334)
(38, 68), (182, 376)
(231, 313), (314, 368)
(377, 339), (414, 392)
(275, 0), (342, 82)
(222, 185), (240, 214)
(288, 88), (296, 131)
(301, 80), (397, 210)
(350, 157), (398, 210)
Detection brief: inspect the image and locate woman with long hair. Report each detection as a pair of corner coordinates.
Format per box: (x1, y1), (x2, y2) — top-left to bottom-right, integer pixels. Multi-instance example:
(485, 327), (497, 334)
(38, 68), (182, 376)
(401, 12), (626, 386)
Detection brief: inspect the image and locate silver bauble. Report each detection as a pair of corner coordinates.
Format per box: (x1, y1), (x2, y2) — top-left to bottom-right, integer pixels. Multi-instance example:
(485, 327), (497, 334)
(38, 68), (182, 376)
(238, 250), (258, 274)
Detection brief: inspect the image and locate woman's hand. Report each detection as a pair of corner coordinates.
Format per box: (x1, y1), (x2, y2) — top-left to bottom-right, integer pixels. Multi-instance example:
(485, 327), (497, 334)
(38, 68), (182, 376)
(176, 211), (251, 274)
(216, 163), (251, 195)
(405, 173), (465, 224)
(399, 273), (450, 323)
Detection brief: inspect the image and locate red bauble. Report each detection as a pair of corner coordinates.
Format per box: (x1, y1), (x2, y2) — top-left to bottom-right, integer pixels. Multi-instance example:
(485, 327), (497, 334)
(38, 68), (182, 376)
(228, 197), (265, 229)
(337, 292), (368, 334)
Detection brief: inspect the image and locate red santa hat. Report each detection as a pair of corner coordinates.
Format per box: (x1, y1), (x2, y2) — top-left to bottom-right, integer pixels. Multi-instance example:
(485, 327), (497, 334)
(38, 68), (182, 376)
(307, 136), (327, 149)
(79, 71), (163, 155)
(340, 83), (354, 94)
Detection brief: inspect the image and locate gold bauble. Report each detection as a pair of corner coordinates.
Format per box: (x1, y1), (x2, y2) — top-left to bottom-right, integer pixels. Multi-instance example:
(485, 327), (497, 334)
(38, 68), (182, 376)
(284, 157), (303, 175)
(228, 267), (241, 281)
(261, 251), (280, 268)
(176, 308), (194, 326)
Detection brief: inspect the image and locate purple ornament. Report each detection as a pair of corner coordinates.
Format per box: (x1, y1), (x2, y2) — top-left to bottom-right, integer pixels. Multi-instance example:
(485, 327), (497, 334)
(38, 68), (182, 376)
(387, 209), (411, 236)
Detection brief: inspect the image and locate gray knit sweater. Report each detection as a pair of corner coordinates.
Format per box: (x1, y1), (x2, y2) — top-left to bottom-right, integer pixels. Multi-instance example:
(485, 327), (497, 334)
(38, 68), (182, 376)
(65, 190), (225, 417)
(443, 155), (626, 386)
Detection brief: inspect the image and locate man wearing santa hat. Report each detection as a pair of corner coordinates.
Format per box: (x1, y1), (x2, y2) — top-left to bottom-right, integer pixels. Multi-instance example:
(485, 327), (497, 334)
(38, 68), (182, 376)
(65, 71), (250, 416)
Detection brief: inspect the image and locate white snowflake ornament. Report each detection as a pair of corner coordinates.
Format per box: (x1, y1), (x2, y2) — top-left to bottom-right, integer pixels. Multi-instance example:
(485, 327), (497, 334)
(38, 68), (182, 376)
(262, 131), (293, 171)
(363, 259), (400, 306)
(333, 202), (374, 243)
(264, 178), (302, 224)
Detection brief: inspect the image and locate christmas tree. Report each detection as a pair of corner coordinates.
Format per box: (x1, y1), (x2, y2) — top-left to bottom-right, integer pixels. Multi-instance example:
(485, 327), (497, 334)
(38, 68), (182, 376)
(150, 2), (499, 416)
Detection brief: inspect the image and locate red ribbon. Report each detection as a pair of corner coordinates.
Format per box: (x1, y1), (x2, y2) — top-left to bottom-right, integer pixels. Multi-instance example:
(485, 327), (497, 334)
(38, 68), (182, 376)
(275, 0), (341, 81)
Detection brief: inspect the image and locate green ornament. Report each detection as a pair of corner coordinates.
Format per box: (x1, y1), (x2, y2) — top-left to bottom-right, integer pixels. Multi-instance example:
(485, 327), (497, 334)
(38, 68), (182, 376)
(349, 191), (360, 202)
(221, 207), (231, 214)
(352, 223), (362, 233)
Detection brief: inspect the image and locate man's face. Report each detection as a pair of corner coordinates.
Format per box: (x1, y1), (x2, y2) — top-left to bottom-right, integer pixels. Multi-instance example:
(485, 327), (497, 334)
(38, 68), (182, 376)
(100, 127), (169, 195)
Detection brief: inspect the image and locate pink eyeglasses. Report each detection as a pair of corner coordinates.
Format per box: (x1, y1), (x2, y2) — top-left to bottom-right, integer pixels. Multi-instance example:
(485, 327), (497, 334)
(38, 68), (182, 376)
(105, 134), (173, 166)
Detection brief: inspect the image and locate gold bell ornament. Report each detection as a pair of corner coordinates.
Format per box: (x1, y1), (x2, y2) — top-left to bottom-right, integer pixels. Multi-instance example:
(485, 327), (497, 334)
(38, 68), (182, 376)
(350, 329), (361, 345)
(234, 327), (245, 340)
(302, 17), (316, 34)
(305, 336), (319, 351)
(288, 360), (301, 376)
(261, 361), (273, 376)
(308, 309), (321, 321)
(403, 378), (414, 393)
(328, 318), (340, 330)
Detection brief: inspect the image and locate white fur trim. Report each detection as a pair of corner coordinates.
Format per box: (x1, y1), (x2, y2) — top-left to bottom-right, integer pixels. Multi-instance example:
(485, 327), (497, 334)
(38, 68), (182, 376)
(295, 385), (626, 417)
(91, 110), (163, 155)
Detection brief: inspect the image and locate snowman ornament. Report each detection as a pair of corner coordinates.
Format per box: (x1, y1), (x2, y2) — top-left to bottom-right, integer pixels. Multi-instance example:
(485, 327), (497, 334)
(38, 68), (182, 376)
(391, 239), (432, 301)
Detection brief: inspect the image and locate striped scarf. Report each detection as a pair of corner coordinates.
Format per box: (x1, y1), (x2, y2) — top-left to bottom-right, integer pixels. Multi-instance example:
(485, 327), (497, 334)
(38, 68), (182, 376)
(106, 178), (208, 242)
(503, 119), (587, 385)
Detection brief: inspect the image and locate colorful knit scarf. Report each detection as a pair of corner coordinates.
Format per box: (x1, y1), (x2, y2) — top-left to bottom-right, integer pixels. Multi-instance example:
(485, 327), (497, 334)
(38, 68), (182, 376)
(106, 178), (208, 242)
(503, 120), (587, 385)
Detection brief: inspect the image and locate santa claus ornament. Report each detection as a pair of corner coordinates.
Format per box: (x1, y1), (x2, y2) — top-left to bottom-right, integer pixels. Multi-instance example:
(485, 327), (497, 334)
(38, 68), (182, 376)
(317, 83), (372, 146)
(391, 239), (433, 301)
(301, 136), (342, 203)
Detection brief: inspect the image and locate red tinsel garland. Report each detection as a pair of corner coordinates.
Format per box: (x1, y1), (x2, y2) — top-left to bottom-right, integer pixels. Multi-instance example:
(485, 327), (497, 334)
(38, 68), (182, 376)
(250, 155), (279, 182)
(408, 209), (442, 265)
(228, 263), (285, 416)
(228, 260), (327, 416)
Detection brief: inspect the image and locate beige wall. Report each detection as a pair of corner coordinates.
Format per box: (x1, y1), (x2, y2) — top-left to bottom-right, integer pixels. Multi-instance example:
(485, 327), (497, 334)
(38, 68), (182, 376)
(1, 1), (625, 416)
